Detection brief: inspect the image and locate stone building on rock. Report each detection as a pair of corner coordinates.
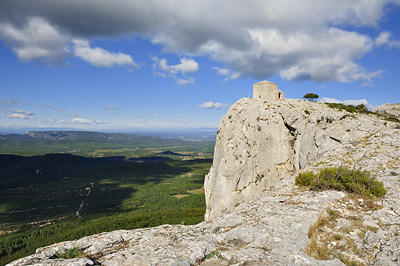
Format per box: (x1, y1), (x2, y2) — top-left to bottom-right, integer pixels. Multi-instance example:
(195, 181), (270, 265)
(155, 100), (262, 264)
(253, 80), (284, 101)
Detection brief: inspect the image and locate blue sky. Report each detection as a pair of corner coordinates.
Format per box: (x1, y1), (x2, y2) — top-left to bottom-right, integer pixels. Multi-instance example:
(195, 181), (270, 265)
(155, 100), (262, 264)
(1, 0), (400, 133)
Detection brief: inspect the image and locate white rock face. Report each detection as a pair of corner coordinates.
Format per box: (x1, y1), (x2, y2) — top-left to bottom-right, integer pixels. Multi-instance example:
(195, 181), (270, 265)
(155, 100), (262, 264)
(204, 98), (360, 219)
(204, 98), (294, 220)
(374, 103), (400, 118)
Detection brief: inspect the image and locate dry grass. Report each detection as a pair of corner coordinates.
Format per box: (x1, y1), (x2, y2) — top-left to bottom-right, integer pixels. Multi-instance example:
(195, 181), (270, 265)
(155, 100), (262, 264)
(187, 188), (204, 194)
(173, 194), (190, 199)
(306, 196), (383, 265)
(307, 210), (330, 260)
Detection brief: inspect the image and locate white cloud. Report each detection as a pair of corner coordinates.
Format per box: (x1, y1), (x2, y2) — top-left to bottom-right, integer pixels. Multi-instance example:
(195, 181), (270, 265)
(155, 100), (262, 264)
(71, 118), (94, 124)
(197, 101), (229, 109)
(1, 1), (400, 82)
(375, 31), (400, 49)
(172, 58), (199, 74)
(0, 17), (66, 65)
(177, 77), (194, 86)
(6, 109), (35, 119)
(152, 57), (198, 85)
(153, 57), (198, 75)
(72, 39), (139, 69)
(213, 67), (241, 82)
(342, 99), (374, 110)
(2, 99), (28, 106)
(319, 97), (342, 104)
(55, 118), (107, 125)
(320, 97), (374, 110)
(375, 32), (391, 46)
(105, 105), (117, 110)
(39, 103), (53, 107)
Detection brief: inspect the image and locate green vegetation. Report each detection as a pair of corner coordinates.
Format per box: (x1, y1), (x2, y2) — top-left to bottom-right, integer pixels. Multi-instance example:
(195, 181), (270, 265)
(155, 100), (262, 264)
(326, 103), (368, 114)
(55, 247), (85, 259)
(326, 102), (400, 125)
(296, 167), (386, 198)
(371, 112), (400, 123)
(303, 93), (319, 101)
(0, 131), (215, 158)
(0, 154), (212, 265)
(205, 250), (220, 259)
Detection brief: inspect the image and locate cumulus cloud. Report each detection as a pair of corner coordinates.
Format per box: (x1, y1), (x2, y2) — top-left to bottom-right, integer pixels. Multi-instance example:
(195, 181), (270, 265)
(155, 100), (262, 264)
(153, 57), (198, 85)
(0, 17), (66, 64)
(1, 0), (399, 82)
(6, 109), (35, 119)
(105, 105), (117, 110)
(197, 101), (229, 109)
(72, 39), (139, 68)
(320, 97), (374, 110)
(154, 58), (198, 75)
(213, 67), (240, 82)
(375, 31), (400, 49)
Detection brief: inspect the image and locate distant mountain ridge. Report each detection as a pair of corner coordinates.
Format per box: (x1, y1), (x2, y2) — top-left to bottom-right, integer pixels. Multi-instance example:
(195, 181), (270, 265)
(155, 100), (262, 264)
(0, 130), (215, 157)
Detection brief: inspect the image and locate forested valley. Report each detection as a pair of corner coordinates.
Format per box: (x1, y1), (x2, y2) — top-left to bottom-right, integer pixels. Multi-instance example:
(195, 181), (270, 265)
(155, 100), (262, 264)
(0, 131), (214, 265)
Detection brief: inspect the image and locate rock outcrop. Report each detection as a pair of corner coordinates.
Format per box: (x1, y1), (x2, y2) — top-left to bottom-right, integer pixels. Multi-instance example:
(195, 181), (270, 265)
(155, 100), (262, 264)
(205, 98), (365, 219)
(374, 103), (400, 118)
(8, 98), (400, 266)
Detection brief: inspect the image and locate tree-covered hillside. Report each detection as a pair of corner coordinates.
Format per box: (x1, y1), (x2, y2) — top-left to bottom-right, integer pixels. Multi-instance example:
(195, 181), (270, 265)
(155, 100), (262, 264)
(0, 154), (212, 265)
(0, 131), (215, 157)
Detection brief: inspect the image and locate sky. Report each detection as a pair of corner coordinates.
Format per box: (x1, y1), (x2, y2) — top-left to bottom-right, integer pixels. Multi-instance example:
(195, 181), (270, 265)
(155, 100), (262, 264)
(1, 0), (400, 133)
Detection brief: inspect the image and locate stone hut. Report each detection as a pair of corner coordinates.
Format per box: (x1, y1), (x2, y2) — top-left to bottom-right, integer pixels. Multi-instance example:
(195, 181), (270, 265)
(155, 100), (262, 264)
(253, 80), (285, 101)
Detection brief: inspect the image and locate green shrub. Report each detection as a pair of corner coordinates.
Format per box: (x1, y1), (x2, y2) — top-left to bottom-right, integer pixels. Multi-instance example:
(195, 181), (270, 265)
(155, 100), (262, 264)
(326, 103), (357, 113)
(205, 250), (220, 259)
(296, 171), (317, 186)
(295, 167), (386, 198)
(385, 115), (400, 123)
(55, 247), (84, 259)
(355, 104), (369, 113)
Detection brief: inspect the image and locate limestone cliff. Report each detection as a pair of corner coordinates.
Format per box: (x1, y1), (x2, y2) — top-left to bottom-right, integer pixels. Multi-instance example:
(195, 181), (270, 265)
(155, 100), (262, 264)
(205, 98), (358, 219)
(8, 98), (400, 266)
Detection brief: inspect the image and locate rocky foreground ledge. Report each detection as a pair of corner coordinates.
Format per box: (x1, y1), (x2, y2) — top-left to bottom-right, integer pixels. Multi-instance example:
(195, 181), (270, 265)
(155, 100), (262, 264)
(8, 98), (400, 266)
